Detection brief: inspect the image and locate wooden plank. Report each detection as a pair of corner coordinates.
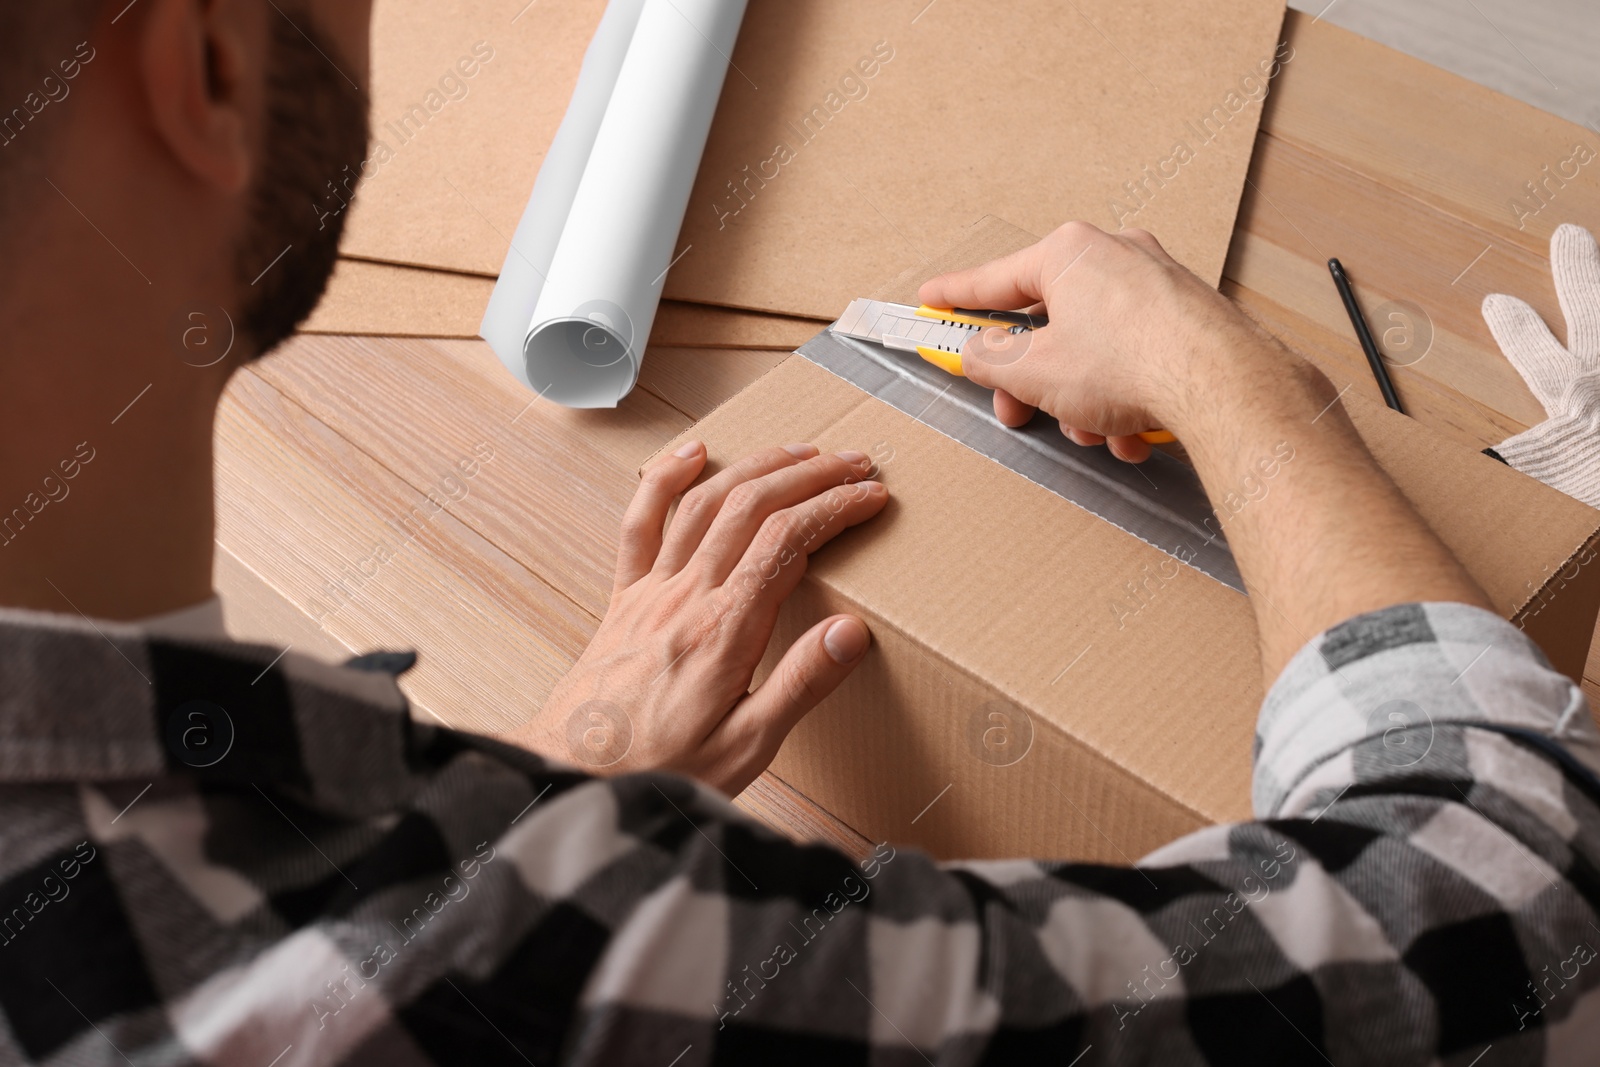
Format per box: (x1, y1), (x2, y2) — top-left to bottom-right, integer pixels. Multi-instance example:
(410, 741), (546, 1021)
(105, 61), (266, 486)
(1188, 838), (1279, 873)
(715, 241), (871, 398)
(221, 519), (879, 852)
(213, 543), (354, 663)
(1240, 17), (1600, 696)
(1267, 12), (1600, 259)
(425, 339), (683, 477)
(216, 368), (599, 732)
(252, 340), (803, 614)
(217, 449), (873, 851)
(250, 335), (683, 617)
(734, 773), (875, 862)
(1227, 132), (1557, 434)
(1285, 0), (1600, 130)
(1224, 272), (1525, 453)
(1222, 146), (1542, 449)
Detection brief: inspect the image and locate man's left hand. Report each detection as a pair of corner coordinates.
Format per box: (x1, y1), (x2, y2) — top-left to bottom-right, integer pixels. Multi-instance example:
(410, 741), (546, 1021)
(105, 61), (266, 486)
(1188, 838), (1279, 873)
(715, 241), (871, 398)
(510, 441), (888, 795)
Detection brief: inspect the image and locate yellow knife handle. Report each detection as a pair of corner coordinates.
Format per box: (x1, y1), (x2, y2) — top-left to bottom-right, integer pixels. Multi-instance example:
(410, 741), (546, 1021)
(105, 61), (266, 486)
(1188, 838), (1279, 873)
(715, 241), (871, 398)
(915, 345), (967, 377)
(913, 347), (1174, 444)
(917, 305), (1045, 330)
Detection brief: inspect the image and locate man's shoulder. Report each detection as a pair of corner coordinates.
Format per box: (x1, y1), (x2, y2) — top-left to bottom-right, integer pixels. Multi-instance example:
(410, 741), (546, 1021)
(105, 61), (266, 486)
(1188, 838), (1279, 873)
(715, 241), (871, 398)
(0, 616), (633, 1064)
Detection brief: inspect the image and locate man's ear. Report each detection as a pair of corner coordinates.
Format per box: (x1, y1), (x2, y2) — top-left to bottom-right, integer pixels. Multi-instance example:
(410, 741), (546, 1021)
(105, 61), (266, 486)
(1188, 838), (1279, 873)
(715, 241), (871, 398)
(140, 0), (257, 193)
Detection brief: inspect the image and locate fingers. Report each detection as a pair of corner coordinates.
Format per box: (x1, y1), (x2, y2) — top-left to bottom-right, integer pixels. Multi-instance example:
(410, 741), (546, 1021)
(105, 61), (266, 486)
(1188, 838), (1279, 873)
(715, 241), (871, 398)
(1058, 424), (1152, 463)
(1551, 223), (1600, 360)
(993, 388), (1036, 427)
(918, 242), (1046, 312)
(1106, 435), (1154, 463)
(1482, 293), (1576, 413)
(924, 222), (1177, 465)
(721, 615), (871, 777)
(720, 479), (889, 614)
(615, 440), (708, 590)
(1061, 424), (1105, 447)
(693, 451), (878, 583)
(654, 443), (819, 575)
(960, 321), (1061, 413)
(919, 221), (1114, 312)
(923, 222), (1166, 354)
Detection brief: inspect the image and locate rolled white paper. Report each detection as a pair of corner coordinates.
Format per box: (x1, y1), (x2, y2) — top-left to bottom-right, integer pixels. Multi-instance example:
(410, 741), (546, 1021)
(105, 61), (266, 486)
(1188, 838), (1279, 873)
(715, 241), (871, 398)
(481, 0), (749, 409)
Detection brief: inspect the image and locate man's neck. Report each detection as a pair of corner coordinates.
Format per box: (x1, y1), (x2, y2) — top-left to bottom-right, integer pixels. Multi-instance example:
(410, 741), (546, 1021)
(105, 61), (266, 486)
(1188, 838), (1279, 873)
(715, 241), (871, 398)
(0, 377), (220, 621)
(0, 213), (229, 622)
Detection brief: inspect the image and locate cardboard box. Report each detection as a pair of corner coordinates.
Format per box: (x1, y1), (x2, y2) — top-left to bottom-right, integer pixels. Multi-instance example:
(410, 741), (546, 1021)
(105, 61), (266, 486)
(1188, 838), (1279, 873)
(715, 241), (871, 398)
(655, 234), (1600, 863)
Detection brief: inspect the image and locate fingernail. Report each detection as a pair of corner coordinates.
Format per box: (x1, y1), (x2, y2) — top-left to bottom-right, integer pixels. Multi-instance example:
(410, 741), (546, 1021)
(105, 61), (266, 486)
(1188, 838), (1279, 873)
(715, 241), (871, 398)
(862, 480), (885, 494)
(824, 617), (870, 663)
(783, 442), (817, 458)
(836, 450), (868, 465)
(674, 440), (703, 458)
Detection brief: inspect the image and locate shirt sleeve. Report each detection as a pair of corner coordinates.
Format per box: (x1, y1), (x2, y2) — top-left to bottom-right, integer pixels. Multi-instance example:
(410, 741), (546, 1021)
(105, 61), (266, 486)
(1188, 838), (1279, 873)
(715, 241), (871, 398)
(481, 603), (1600, 1066)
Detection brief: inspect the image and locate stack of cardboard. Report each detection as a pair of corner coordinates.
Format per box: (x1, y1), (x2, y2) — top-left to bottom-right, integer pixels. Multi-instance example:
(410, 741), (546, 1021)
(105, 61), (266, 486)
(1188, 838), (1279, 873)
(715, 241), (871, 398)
(307, 0), (1294, 348)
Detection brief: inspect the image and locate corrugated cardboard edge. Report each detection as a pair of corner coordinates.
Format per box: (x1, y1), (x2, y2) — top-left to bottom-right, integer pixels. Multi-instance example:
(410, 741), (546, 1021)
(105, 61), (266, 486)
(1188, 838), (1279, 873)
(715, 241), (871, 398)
(307, 256), (827, 347)
(1516, 527), (1600, 678)
(1330, 396), (1600, 683)
(765, 576), (1215, 858)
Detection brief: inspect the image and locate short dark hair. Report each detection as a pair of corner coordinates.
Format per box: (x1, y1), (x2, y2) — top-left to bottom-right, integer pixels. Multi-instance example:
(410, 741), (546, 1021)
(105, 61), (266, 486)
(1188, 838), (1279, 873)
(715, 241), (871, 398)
(0, 4), (102, 226)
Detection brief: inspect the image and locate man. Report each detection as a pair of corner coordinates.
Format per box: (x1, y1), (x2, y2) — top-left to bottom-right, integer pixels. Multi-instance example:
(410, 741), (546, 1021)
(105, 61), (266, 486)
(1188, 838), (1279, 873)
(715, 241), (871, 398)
(1, 2), (1596, 1064)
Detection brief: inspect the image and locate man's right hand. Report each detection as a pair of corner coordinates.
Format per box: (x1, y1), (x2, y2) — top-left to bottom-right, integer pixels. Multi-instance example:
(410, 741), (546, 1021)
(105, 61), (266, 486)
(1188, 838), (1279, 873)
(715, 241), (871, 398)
(918, 221), (1282, 463)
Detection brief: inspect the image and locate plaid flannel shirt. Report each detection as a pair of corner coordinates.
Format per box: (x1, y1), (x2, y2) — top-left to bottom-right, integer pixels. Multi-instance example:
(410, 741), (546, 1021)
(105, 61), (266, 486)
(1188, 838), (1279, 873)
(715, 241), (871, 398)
(1, 600), (1598, 1066)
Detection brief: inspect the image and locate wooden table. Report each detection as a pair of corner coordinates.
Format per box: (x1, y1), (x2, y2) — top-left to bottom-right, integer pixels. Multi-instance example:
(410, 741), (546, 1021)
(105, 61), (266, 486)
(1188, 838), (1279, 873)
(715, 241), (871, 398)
(213, 11), (1600, 860)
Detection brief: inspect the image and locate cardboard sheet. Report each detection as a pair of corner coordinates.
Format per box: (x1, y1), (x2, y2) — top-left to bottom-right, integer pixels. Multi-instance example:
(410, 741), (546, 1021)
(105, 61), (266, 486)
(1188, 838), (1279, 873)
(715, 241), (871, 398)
(302, 258), (824, 347)
(337, 0), (607, 280)
(341, 0), (1291, 318)
(303, 259), (494, 338)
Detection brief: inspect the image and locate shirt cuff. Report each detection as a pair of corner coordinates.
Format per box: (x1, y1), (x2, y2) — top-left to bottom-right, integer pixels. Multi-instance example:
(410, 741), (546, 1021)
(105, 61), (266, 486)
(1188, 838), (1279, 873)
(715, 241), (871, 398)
(1252, 601), (1597, 817)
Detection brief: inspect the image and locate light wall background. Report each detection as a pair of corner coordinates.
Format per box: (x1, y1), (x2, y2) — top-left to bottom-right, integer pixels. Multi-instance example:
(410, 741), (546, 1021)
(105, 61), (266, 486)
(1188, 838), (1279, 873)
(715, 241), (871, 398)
(1288, 0), (1599, 129)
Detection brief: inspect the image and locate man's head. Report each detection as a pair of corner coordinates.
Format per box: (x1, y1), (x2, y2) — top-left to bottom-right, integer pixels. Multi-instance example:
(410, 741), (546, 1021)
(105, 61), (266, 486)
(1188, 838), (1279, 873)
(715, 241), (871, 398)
(1, 0), (371, 361)
(0, 0), (376, 620)
(234, 6), (372, 354)
(0, 8), (101, 221)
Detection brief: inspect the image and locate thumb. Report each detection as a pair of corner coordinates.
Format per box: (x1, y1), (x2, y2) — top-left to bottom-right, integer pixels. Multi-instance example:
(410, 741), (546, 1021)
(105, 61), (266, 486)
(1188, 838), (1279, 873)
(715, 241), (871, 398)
(962, 324), (1046, 404)
(737, 615), (870, 743)
(1482, 293), (1579, 414)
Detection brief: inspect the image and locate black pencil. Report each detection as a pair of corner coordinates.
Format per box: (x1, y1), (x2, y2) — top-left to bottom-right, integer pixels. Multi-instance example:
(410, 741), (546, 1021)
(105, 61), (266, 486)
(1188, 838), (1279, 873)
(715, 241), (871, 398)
(1327, 258), (1405, 415)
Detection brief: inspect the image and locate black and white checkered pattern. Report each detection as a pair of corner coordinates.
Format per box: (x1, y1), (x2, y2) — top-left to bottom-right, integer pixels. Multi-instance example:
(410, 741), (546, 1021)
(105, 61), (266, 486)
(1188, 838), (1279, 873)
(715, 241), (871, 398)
(1, 601), (1596, 1065)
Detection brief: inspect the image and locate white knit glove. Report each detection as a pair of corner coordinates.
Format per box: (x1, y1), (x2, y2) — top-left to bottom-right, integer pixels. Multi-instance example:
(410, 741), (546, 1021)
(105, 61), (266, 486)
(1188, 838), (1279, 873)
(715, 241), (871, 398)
(1482, 223), (1600, 509)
